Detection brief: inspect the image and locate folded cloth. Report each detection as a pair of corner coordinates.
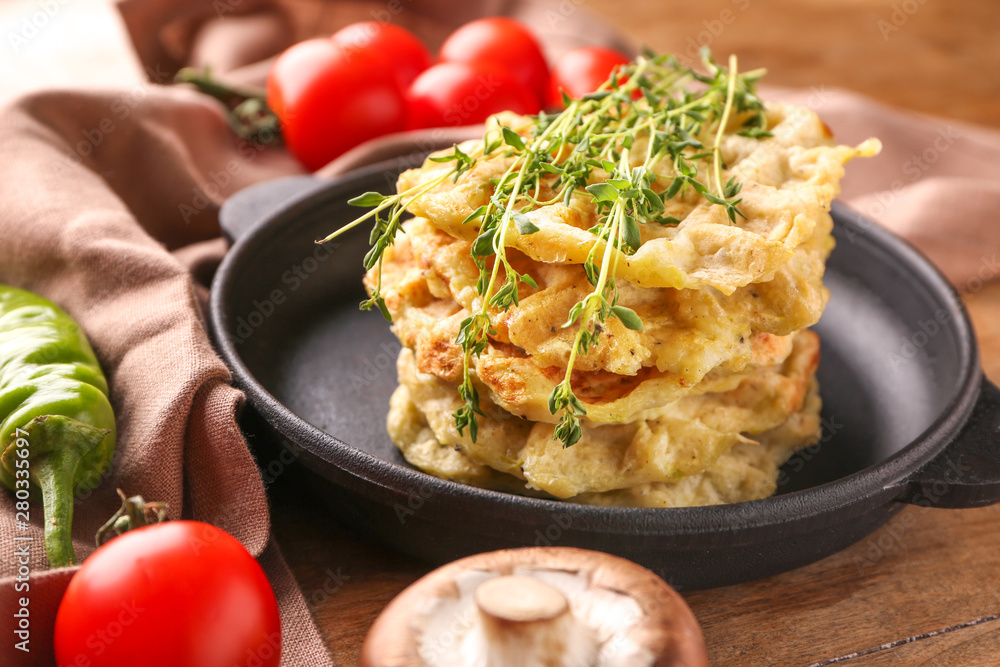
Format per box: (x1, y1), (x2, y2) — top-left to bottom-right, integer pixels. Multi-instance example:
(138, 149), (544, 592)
(0, 87), (325, 666)
(2, 1), (1000, 665)
(767, 85), (1000, 290)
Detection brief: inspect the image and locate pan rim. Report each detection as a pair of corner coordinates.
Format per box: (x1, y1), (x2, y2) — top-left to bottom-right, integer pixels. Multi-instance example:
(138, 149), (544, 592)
(209, 165), (981, 537)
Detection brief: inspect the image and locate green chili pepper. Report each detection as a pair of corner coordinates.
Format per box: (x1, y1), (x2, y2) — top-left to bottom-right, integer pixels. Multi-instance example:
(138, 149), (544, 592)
(0, 285), (116, 567)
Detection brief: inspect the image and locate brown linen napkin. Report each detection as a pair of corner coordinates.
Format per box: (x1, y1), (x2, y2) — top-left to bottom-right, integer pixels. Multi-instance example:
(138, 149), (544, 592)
(768, 85), (1000, 290)
(0, 87), (324, 666)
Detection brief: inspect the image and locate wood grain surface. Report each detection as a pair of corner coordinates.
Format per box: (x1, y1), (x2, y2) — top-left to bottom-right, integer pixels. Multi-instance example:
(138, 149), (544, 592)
(588, 0), (1000, 131)
(266, 1), (1000, 665)
(0, 0), (995, 664)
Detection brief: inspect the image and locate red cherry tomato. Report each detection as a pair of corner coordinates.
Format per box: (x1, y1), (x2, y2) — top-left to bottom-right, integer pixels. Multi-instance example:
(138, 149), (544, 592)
(406, 61), (539, 129)
(54, 521), (281, 667)
(332, 21), (432, 89)
(267, 38), (407, 171)
(438, 17), (551, 106)
(550, 46), (631, 105)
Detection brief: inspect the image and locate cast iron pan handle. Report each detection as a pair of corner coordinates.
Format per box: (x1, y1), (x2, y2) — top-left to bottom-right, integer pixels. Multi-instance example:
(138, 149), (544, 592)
(218, 129), (479, 244)
(220, 175), (325, 244)
(899, 378), (1000, 509)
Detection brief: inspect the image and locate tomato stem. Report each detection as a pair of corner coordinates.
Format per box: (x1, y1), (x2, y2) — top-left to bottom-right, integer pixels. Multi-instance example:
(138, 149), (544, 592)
(175, 67), (266, 104)
(96, 489), (169, 547)
(175, 68), (281, 145)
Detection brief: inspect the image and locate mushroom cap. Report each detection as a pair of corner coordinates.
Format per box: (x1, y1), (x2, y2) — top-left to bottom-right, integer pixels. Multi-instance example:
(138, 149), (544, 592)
(359, 546), (709, 667)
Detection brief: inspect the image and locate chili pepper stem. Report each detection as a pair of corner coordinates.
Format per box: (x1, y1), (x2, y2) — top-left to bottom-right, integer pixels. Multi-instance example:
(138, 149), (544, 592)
(19, 415), (111, 568)
(32, 449), (80, 567)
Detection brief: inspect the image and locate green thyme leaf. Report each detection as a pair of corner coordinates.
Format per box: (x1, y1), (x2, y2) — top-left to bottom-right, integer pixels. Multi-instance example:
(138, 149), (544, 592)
(501, 126), (526, 150)
(554, 414), (583, 447)
(463, 205), (488, 225)
(541, 162), (564, 175)
(663, 177), (684, 200)
(642, 188), (664, 211)
(513, 213), (540, 235)
(361, 295), (392, 322)
(472, 227), (496, 257)
(586, 183), (619, 203)
(702, 191), (730, 206)
(611, 305), (644, 331)
(724, 177), (743, 198)
(622, 215), (641, 252)
(737, 126), (773, 139)
(348, 192), (388, 207)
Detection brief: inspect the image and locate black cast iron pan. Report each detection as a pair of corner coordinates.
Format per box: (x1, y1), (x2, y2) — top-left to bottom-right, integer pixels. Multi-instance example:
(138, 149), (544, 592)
(209, 156), (1000, 590)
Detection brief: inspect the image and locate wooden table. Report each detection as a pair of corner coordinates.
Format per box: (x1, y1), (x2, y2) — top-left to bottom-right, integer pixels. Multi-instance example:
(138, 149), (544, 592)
(269, 1), (1000, 665)
(0, 0), (994, 663)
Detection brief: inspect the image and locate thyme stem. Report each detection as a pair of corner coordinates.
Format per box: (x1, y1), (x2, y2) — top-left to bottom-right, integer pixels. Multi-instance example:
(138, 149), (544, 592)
(323, 50), (771, 446)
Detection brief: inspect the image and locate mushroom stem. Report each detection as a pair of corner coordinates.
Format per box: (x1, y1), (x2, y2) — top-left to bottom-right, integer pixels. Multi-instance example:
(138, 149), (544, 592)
(473, 575), (596, 667)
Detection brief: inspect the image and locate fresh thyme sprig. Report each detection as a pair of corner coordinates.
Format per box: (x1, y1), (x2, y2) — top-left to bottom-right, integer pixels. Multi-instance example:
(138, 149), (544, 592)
(321, 49), (771, 447)
(320, 143), (484, 320)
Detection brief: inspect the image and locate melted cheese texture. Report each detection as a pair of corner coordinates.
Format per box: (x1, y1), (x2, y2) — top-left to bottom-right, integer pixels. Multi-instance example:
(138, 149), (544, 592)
(368, 101), (875, 506)
(389, 378), (821, 507)
(397, 105), (878, 293)
(373, 216), (814, 425)
(388, 331), (820, 501)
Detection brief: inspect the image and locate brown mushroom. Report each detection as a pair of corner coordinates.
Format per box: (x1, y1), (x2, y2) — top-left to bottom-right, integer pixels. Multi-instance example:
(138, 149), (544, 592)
(360, 547), (709, 667)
